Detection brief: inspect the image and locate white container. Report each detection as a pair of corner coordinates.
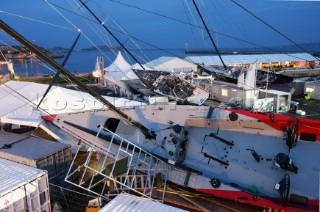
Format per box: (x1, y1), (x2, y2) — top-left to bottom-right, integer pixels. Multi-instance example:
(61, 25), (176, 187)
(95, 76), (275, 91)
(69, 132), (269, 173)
(149, 96), (169, 104)
(296, 110), (306, 116)
(0, 131), (72, 185)
(0, 158), (50, 212)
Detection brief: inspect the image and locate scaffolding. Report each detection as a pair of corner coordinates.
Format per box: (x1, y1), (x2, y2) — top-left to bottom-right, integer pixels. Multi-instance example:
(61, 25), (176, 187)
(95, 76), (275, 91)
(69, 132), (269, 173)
(65, 126), (169, 202)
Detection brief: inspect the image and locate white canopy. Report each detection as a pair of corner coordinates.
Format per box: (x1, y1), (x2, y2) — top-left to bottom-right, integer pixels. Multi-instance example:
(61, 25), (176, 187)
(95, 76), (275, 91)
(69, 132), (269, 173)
(131, 63), (153, 71)
(104, 51), (138, 80)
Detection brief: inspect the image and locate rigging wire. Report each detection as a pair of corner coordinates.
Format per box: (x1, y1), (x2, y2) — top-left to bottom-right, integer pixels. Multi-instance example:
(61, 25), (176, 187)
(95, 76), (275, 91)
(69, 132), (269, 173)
(44, 0), (124, 86)
(0, 37), (100, 112)
(45, 0), (113, 61)
(0, 34), (57, 75)
(70, 0), (118, 56)
(1, 0), (312, 89)
(0, 10), (75, 31)
(1, 32), (103, 96)
(44, 0), (80, 33)
(191, 0), (227, 70)
(0, 24), (128, 112)
(108, 0), (314, 62)
(0, 12), (141, 126)
(77, 0), (148, 74)
(0, 50), (8, 62)
(0, 29), (109, 121)
(70, 1), (148, 81)
(3, 0), (305, 66)
(76, 0), (176, 86)
(229, 0), (318, 61)
(89, 0), (153, 65)
(206, 0), (248, 49)
(203, 0), (274, 65)
(3, 0), (309, 67)
(81, 2), (191, 88)
(57, 0), (146, 81)
(199, 0), (219, 46)
(184, 0), (212, 54)
(182, 0), (198, 48)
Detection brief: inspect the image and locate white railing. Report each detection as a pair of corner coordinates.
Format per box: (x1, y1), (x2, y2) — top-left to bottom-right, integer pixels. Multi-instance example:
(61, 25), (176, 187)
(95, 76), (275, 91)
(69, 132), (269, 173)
(65, 125), (169, 202)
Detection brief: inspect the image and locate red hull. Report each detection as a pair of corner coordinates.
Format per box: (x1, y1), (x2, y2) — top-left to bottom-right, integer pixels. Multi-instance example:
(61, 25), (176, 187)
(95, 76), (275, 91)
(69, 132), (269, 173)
(196, 189), (319, 212)
(227, 108), (320, 142)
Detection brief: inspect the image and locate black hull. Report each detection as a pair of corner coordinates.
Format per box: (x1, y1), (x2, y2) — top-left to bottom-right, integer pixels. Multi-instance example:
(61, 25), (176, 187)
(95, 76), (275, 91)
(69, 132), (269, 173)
(256, 70), (293, 85)
(208, 69), (293, 86)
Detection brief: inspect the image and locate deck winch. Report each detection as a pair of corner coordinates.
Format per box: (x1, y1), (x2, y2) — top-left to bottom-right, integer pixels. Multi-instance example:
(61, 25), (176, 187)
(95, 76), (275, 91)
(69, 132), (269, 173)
(275, 153), (298, 173)
(284, 118), (298, 150)
(274, 174), (290, 205)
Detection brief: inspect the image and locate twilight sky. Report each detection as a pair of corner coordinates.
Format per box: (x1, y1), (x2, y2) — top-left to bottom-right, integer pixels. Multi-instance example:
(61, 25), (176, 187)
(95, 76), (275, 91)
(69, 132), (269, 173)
(0, 0), (320, 52)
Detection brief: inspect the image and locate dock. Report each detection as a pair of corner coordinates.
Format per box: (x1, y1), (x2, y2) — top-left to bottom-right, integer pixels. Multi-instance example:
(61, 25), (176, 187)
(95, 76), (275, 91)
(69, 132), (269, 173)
(278, 68), (320, 78)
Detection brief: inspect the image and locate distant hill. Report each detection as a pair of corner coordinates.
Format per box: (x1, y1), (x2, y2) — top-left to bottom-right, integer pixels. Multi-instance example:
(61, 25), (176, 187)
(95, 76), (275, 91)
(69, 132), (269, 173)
(81, 45), (122, 51)
(47, 47), (69, 53)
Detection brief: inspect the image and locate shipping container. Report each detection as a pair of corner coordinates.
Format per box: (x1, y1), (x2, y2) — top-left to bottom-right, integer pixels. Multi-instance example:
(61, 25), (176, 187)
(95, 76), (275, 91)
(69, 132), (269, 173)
(0, 131), (72, 186)
(210, 81), (258, 107)
(0, 158), (50, 212)
(291, 81), (306, 96)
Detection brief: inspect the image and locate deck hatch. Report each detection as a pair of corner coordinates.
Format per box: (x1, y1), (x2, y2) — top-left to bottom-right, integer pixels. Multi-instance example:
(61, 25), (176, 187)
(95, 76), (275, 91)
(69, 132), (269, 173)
(104, 118), (120, 133)
(299, 132), (316, 142)
(290, 194), (308, 206)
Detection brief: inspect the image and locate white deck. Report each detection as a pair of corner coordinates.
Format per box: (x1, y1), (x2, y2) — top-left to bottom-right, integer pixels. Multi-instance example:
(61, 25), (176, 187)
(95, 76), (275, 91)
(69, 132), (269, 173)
(54, 104), (320, 202)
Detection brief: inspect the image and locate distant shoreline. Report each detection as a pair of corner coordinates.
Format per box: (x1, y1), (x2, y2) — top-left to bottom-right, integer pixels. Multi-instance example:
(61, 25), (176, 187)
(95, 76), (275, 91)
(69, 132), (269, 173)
(185, 49), (320, 56)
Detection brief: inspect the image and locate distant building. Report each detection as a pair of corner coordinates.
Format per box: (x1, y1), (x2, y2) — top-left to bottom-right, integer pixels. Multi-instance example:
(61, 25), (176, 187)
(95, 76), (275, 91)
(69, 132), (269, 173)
(185, 53), (316, 69)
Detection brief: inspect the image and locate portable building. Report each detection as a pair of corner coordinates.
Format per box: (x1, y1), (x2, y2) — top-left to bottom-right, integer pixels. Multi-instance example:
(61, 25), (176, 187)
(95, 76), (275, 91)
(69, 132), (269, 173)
(258, 88), (292, 113)
(0, 131), (72, 186)
(0, 158), (50, 212)
(210, 80), (258, 107)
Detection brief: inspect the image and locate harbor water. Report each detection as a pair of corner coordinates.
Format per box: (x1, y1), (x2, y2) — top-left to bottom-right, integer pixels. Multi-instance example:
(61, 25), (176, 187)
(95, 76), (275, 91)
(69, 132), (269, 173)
(1, 49), (186, 77)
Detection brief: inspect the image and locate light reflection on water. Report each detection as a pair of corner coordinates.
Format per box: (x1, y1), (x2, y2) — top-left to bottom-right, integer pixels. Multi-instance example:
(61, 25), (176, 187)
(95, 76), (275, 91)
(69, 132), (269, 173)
(2, 49), (185, 77)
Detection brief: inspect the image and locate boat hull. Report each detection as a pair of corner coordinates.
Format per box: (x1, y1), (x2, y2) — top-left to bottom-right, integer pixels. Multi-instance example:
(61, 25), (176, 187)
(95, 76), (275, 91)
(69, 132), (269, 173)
(48, 104), (320, 211)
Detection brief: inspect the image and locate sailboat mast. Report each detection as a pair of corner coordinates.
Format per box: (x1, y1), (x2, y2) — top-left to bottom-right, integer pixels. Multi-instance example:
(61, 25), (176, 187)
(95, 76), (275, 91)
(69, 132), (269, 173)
(78, 0), (145, 71)
(191, 0), (227, 70)
(0, 19), (155, 139)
